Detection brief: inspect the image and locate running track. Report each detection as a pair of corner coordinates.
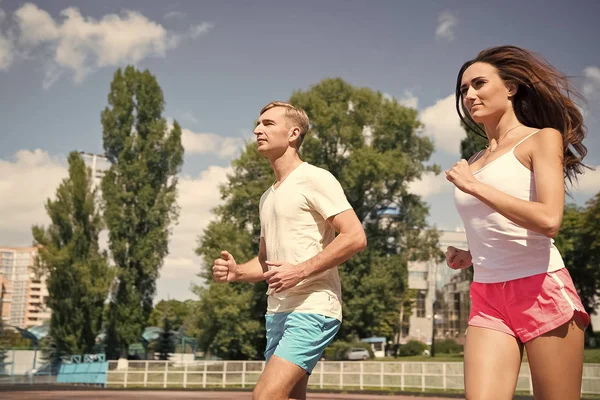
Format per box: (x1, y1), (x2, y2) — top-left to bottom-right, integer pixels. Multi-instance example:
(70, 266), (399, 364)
(1, 390), (455, 399)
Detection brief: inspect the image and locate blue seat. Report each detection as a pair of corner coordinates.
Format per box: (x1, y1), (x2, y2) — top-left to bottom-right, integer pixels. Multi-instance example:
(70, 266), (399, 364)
(56, 361), (108, 385)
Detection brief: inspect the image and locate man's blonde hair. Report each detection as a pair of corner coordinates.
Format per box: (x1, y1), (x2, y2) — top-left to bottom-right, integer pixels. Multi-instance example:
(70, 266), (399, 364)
(260, 101), (310, 150)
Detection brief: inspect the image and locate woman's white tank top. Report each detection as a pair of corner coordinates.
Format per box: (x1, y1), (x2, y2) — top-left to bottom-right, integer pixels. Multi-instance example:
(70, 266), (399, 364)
(454, 130), (565, 283)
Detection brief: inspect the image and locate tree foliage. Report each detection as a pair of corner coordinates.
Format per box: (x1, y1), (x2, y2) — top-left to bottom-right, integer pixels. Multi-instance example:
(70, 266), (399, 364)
(148, 299), (196, 332)
(101, 66), (184, 358)
(555, 193), (600, 332)
(459, 121), (487, 161)
(155, 316), (175, 361)
(32, 152), (112, 359)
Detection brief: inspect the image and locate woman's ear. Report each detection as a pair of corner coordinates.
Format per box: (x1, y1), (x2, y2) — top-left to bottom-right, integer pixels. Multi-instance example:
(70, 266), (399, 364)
(506, 81), (518, 97)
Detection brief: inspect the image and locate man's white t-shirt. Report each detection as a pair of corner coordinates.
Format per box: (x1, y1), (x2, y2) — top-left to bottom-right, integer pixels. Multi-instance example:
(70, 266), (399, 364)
(259, 162), (352, 321)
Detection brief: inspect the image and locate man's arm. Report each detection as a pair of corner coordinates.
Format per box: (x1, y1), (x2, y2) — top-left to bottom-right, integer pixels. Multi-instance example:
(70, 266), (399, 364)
(297, 209), (366, 277)
(212, 238), (268, 283)
(264, 209), (366, 292)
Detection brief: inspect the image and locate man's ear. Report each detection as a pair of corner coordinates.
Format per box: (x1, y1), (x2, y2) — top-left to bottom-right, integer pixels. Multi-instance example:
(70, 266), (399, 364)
(288, 126), (301, 143)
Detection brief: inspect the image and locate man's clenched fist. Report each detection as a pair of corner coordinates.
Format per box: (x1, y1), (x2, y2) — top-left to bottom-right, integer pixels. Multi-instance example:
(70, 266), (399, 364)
(212, 250), (238, 282)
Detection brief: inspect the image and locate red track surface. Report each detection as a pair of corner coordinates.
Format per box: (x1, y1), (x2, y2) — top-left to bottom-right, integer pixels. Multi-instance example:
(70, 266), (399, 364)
(1, 390), (453, 399)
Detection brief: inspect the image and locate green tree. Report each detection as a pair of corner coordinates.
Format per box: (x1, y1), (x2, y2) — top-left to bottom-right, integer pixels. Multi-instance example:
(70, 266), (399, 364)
(101, 66), (184, 359)
(555, 193), (600, 333)
(31, 152), (112, 359)
(193, 284), (263, 359)
(155, 316), (175, 361)
(148, 299), (196, 332)
(0, 328), (30, 349)
(195, 78), (441, 358)
(459, 121), (488, 161)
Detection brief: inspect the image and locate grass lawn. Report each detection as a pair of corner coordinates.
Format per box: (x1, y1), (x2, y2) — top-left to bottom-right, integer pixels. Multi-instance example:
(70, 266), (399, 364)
(378, 348), (600, 363)
(378, 353), (464, 362)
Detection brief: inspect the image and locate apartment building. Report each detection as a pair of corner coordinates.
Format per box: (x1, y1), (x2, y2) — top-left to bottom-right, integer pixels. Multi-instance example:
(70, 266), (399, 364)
(403, 230), (470, 345)
(0, 247), (51, 329)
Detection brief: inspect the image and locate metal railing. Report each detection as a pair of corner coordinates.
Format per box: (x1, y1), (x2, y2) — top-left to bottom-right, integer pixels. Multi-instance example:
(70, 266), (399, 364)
(104, 360), (600, 395)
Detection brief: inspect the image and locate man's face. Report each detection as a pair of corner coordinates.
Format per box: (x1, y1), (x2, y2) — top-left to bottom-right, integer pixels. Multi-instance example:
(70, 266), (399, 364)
(254, 107), (295, 156)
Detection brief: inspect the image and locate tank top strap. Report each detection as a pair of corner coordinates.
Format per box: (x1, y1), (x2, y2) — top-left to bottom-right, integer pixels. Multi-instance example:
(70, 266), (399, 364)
(510, 129), (541, 152)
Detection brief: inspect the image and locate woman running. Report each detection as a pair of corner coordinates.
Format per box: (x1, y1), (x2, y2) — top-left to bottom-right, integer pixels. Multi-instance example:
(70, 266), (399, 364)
(445, 45), (590, 400)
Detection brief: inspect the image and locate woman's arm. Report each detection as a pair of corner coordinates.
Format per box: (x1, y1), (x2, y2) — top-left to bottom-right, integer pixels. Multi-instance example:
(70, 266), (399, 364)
(446, 128), (565, 238)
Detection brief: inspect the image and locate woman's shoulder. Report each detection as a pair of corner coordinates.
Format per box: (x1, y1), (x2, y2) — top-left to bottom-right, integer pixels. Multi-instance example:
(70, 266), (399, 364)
(529, 127), (562, 148)
(526, 128), (563, 160)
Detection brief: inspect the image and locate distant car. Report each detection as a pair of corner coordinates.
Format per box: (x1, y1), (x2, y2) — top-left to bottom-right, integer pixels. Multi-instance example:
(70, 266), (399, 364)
(345, 348), (370, 360)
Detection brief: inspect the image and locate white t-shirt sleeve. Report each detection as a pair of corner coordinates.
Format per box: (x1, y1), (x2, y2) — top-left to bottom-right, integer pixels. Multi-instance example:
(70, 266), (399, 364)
(307, 170), (352, 220)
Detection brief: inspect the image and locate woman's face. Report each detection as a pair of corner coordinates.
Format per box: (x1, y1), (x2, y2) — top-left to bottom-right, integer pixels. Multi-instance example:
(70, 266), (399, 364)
(460, 62), (514, 123)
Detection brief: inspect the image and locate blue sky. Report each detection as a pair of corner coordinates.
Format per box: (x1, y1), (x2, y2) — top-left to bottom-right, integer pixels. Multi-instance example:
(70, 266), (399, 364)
(1, 0), (599, 301)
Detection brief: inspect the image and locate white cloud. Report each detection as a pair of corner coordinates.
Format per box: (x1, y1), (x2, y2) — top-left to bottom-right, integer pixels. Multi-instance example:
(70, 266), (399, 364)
(158, 165), (231, 300)
(383, 91), (418, 109)
(398, 90), (418, 109)
(4, 3), (212, 86)
(0, 150), (68, 245)
(163, 11), (186, 20)
(0, 32), (11, 70)
(573, 166), (600, 195)
(179, 111), (198, 125)
(14, 3), (59, 46)
(436, 11), (457, 42)
(0, 148), (231, 301)
(182, 128), (245, 158)
(583, 66), (600, 99)
(420, 94), (464, 155)
(0, 2), (13, 70)
(189, 22), (214, 39)
(407, 172), (452, 198)
(42, 61), (63, 89)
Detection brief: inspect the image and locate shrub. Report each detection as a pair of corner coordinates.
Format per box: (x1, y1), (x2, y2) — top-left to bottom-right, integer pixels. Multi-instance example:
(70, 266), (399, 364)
(433, 339), (463, 354)
(399, 340), (428, 356)
(323, 340), (374, 360)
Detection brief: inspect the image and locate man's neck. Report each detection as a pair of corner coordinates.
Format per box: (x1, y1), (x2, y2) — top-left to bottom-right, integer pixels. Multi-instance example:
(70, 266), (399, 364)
(270, 149), (304, 183)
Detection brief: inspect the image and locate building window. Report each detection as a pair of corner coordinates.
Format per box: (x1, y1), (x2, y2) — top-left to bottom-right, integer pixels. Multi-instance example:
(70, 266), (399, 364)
(454, 292), (461, 318)
(416, 291), (426, 318)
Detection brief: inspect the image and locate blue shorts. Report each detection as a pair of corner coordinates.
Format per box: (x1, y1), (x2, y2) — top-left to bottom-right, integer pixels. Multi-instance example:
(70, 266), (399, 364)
(264, 312), (341, 374)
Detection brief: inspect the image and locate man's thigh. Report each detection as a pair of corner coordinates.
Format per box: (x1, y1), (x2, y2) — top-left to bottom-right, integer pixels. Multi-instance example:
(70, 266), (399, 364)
(267, 312), (340, 373)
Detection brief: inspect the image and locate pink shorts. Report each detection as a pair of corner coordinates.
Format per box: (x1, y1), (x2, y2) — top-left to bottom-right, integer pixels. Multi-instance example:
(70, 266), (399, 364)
(469, 268), (590, 343)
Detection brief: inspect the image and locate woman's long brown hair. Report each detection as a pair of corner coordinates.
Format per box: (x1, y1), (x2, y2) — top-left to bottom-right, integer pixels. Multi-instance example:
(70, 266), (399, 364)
(455, 45), (589, 186)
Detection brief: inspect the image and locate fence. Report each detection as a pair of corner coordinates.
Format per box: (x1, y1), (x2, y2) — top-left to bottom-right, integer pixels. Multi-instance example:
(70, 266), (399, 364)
(105, 360), (600, 395)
